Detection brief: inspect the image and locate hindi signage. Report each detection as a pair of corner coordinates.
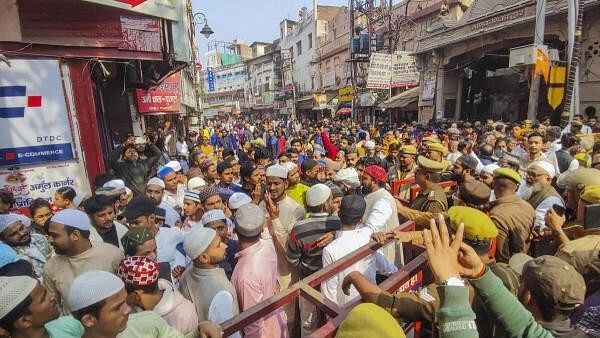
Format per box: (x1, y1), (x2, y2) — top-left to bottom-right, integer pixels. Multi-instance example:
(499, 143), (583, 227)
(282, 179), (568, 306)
(366, 53), (392, 89)
(367, 52), (419, 89)
(136, 72), (181, 113)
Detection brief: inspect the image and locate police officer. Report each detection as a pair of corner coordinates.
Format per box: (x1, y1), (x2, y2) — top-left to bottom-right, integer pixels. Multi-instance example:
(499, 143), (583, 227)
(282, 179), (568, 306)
(388, 145), (418, 201)
(425, 143), (451, 170)
(410, 156), (448, 216)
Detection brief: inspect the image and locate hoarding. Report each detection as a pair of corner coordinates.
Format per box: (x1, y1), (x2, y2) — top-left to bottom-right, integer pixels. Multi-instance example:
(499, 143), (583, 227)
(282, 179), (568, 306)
(0, 59), (74, 166)
(367, 52), (420, 89)
(136, 72), (182, 113)
(0, 161), (90, 214)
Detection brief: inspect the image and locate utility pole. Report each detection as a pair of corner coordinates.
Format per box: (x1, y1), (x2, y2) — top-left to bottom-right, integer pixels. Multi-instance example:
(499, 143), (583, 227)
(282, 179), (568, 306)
(526, 0), (546, 121)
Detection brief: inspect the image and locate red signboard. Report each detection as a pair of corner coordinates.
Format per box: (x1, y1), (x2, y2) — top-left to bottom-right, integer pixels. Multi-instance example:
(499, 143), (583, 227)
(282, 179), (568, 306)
(136, 72), (181, 113)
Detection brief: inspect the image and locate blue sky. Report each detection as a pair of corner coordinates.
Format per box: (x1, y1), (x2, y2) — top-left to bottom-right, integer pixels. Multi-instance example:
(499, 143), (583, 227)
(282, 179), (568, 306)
(191, 0), (349, 60)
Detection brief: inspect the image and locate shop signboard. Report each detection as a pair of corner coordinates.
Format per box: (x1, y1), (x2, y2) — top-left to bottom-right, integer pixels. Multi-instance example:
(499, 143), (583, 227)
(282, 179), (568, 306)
(338, 85), (355, 102)
(82, 0), (179, 21)
(136, 72), (182, 113)
(0, 161), (90, 214)
(0, 59), (74, 166)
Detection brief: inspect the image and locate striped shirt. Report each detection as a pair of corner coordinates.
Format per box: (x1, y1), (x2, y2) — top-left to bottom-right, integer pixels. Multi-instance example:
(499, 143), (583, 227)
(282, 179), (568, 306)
(287, 213), (341, 278)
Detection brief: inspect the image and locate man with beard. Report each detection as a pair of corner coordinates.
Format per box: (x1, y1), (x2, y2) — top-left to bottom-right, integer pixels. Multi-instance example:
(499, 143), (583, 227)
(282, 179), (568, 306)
(361, 165), (400, 265)
(301, 158), (321, 186)
(523, 161), (563, 229)
(262, 165), (305, 292)
(0, 214), (51, 281)
(451, 155), (479, 183)
(84, 195), (128, 250)
(521, 132), (547, 168)
(108, 140), (161, 196)
(200, 160), (219, 186)
(145, 177), (180, 227)
(43, 209), (123, 313)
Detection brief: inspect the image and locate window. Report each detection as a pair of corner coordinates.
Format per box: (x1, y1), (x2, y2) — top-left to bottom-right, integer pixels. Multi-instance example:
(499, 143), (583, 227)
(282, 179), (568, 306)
(308, 33), (313, 49)
(297, 41), (302, 56)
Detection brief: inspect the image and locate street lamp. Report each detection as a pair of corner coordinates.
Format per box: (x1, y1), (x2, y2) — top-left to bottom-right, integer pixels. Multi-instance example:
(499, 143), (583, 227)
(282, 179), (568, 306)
(193, 12), (214, 39)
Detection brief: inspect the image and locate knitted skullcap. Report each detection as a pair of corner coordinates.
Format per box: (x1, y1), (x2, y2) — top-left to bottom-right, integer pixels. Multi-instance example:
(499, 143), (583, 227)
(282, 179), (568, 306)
(0, 276), (37, 320)
(117, 256), (159, 287)
(67, 270), (124, 311)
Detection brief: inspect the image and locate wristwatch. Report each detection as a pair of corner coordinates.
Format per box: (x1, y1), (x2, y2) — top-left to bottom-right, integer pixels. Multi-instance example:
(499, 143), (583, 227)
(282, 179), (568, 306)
(441, 276), (465, 287)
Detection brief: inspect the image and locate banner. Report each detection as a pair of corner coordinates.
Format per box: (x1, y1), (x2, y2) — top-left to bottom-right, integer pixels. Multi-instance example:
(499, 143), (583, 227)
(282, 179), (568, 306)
(0, 59), (74, 167)
(366, 53), (392, 89)
(391, 52), (420, 88)
(0, 161), (90, 214)
(367, 52), (420, 89)
(136, 72), (182, 113)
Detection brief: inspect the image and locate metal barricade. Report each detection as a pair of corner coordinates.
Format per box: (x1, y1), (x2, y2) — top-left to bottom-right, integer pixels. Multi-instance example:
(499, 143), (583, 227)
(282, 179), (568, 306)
(220, 221), (430, 337)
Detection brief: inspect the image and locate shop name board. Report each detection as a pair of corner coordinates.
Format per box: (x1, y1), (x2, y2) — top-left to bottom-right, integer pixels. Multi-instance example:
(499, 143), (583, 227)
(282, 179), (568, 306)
(471, 9), (526, 31)
(0, 60), (74, 166)
(136, 72), (181, 113)
(338, 86), (355, 102)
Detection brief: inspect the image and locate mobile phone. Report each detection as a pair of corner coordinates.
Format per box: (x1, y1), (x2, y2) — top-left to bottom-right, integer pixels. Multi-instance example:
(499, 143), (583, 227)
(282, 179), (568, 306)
(552, 204), (566, 216)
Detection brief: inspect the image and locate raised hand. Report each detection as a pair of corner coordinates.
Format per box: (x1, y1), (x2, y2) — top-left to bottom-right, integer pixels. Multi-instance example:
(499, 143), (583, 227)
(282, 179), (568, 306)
(422, 214), (464, 283)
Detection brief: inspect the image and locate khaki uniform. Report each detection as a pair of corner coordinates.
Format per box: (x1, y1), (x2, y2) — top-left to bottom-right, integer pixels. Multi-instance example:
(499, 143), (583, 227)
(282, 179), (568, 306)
(489, 195), (535, 263)
(376, 261), (519, 338)
(411, 185), (448, 217)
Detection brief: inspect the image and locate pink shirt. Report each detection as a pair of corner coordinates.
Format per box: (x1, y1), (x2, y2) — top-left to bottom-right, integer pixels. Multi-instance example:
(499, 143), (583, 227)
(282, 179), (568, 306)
(231, 239), (288, 338)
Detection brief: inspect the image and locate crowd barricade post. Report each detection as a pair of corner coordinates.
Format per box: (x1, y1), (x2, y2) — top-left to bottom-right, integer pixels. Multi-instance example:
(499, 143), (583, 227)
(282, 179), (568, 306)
(221, 221), (431, 338)
(390, 177), (415, 197)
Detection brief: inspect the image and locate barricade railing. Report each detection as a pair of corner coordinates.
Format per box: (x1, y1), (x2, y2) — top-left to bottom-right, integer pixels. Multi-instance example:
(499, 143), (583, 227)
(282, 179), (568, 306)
(221, 221), (430, 337)
(391, 177), (415, 197)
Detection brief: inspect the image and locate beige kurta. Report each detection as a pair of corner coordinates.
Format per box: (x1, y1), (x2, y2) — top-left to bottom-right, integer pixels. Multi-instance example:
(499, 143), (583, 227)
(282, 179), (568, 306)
(43, 241), (123, 314)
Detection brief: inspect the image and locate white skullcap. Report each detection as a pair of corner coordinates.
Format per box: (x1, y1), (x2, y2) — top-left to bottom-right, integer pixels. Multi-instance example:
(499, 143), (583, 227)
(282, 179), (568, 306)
(0, 214), (23, 234)
(188, 177), (207, 190)
(0, 276), (37, 319)
(164, 208), (180, 227)
(228, 192), (252, 210)
(480, 163), (500, 175)
(68, 270), (124, 311)
(306, 183), (332, 207)
(73, 194), (86, 208)
(147, 177), (165, 189)
(201, 209), (227, 226)
(364, 140), (375, 149)
(50, 209), (91, 231)
(334, 168), (361, 189)
(281, 162), (298, 174)
(528, 160), (556, 178)
(266, 164), (288, 179)
(103, 180), (131, 195)
(166, 160), (182, 172)
(183, 227), (216, 259)
(234, 203), (265, 237)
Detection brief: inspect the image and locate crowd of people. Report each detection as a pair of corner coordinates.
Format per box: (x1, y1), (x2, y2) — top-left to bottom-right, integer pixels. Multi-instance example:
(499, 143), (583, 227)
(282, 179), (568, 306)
(1, 112), (600, 337)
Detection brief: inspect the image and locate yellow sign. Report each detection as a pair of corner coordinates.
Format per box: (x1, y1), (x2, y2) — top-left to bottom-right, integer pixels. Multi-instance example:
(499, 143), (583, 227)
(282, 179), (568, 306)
(547, 66), (566, 110)
(338, 86), (355, 102)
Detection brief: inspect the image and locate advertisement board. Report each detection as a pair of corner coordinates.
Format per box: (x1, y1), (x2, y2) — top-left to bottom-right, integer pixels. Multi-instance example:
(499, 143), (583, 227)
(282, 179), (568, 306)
(366, 53), (392, 89)
(0, 161), (91, 214)
(136, 72), (182, 113)
(0, 59), (74, 167)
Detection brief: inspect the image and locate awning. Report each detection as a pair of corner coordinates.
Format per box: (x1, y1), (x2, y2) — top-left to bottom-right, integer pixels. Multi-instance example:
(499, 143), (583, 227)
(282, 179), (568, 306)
(336, 107), (352, 116)
(380, 87), (420, 109)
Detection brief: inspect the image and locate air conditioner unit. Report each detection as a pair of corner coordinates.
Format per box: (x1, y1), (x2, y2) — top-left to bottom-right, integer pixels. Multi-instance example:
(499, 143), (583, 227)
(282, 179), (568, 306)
(509, 44), (548, 68)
